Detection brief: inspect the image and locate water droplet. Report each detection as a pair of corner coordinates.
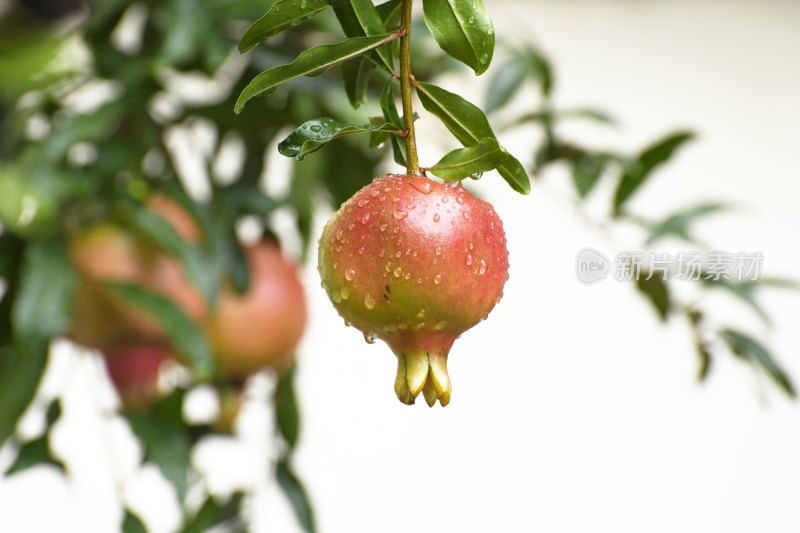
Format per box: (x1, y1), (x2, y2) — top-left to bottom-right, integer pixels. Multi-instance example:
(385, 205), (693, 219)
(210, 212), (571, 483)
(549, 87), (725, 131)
(469, 242), (474, 250)
(361, 213), (370, 225)
(417, 309), (427, 318)
(393, 209), (408, 220)
(384, 324), (398, 333)
(463, 212), (470, 220)
(363, 331), (377, 344)
(468, 16), (475, 24)
(309, 123), (321, 132)
(397, 323), (408, 330)
(434, 321), (448, 330)
(392, 197), (400, 203)
(433, 213), (440, 223)
(416, 278), (423, 284)
(358, 246), (365, 255)
(380, 223), (387, 232)
(471, 172), (483, 179)
(442, 197), (449, 203)
(434, 274), (442, 285)
(411, 179), (432, 194)
(345, 269), (356, 281)
(344, 319), (352, 327)
(332, 262), (338, 270)
(395, 251), (402, 258)
(488, 27), (494, 35)
(340, 287), (350, 300)
(466, 254), (473, 266)
(393, 227), (400, 234)
(393, 267), (403, 278)
(506, 273), (510, 281)
(320, 280), (327, 289)
(335, 229), (344, 241)
(435, 246), (442, 256)
(371, 190), (379, 198)
(404, 273), (411, 280)
(385, 262), (392, 273)
(479, 54), (489, 64)
(336, 246), (342, 253)
(332, 290), (342, 303)
(456, 196), (464, 205)
(358, 199), (369, 208)
(379, 249), (385, 258)
(479, 260), (487, 275)
(364, 294), (376, 310)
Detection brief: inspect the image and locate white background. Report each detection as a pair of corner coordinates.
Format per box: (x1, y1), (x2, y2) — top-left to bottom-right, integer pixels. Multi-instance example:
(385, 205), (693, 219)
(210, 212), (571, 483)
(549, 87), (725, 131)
(2, 1), (800, 532)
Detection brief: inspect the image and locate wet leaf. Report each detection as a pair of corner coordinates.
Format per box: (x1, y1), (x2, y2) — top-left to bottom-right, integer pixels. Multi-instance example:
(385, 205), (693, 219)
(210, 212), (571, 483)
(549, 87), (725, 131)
(278, 117), (401, 160)
(427, 138), (505, 181)
(239, 0), (332, 53)
(422, 0), (494, 75)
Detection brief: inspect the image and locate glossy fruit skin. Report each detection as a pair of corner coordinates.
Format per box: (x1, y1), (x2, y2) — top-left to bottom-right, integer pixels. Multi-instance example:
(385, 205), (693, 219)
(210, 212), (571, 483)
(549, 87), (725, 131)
(103, 344), (168, 411)
(318, 174), (509, 406)
(205, 241), (307, 379)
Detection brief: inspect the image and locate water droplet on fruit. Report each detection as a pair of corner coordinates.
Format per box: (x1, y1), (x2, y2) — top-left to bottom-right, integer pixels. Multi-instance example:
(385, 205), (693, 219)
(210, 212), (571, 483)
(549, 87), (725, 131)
(361, 213), (370, 225)
(442, 197), (449, 203)
(344, 319), (351, 327)
(456, 196), (464, 205)
(434, 274), (442, 285)
(379, 249), (385, 258)
(435, 246), (441, 256)
(463, 212), (470, 220)
(417, 309), (427, 318)
(345, 269), (356, 281)
(397, 323), (408, 330)
(393, 209), (408, 220)
(385, 262), (392, 272)
(364, 294), (376, 310)
(358, 199), (369, 208)
(358, 246), (365, 255)
(335, 229), (344, 241)
(380, 223), (387, 232)
(371, 190), (379, 198)
(466, 254), (473, 266)
(410, 180), (432, 194)
(416, 278), (423, 284)
(393, 267), (402, 278)
(363, 331), (377, 344)
(404, 273), (411, 280)
(469, 242), (474, 250)
(434, 321), (448, 330)
(394, 251), (401, 258)
(320, 280), (327, 289)
(479, 260), (487, 275)
(340, 287), (350, 300)
(332, 290), (342, 303)
(384, 324), (398, 333)
(433, 213), (440, 222)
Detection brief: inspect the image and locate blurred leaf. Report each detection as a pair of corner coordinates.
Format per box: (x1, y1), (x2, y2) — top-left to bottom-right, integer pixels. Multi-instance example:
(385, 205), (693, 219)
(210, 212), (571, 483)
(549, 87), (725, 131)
(416, 82), (530, 193)
(239, 0), (332, 53)
(646, 202), (731, 245)
(275, 368), (300, 449)
(613, 131), (695, 215)
(558, 108), (616, 124)
(572, 153), (610, 198)
(277, 460), (316, 533)
(278, 117), (401, 160)
(701, 278), (770, 325)
(486, 48), (552, 113)
(696, 341), (712, 382)
(380, 82), (407, 167)
(12, 240), (76, 357)
(122, 202), (218, 307)
(427, 138), (505, 181)
(332, 0), (395, 72)
(182, 493), (245, 533)
(376, 0), (402, 27)
(0, 347), (47, 445)
(719, 329), (795, 397)
(635, 274), (671, 321)
(104, 282), (214, 380)
(126, 393), (191, 503)
(236, 34), (397, 113)
(341, 56), (375, 109)
(122, 510), (148, 533)
(5, 434), (65, 475)
(422, 0), (494, 75)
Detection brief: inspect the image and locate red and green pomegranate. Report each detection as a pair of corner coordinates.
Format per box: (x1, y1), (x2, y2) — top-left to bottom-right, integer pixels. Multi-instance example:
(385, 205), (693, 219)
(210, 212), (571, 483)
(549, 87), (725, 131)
(318, 174), (509, 406)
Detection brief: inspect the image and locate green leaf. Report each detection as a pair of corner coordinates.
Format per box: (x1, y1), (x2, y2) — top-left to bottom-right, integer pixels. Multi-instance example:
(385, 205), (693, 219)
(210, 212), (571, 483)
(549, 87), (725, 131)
(719, 329), (796, 397)
(572, 153), (609, 198)
(127, 407), (191, 503)
(380, 82), (407, 167)
(341, 57), (375, 109)
(635, 274), (671, 321)
(275, 368), (300, 449)
(122, 202), (218, 307)
(485, 55), (530, 114)
(0, 347), (48, 445)
(278, 117), (401, 160)
(416, 82), (530, 194)
(427, 138), (505, 181)
(182, 493), (244, 533)
(332, 0), (394, 73)
(239, 0), (332, 53)
(422, 0), (494, 75)
(696, 340), (712, 382)
(277, 460), (316, 533)
(104, 282), (214, 380)
(613, 131), (695, 214)
(122, 509), (148, 533)
(12, 240), (76, 357)
(376, 0), (402, 26)
(236, 34), (397, 113)
(6, 435), (65, 475)
(646, 202), (731, 245)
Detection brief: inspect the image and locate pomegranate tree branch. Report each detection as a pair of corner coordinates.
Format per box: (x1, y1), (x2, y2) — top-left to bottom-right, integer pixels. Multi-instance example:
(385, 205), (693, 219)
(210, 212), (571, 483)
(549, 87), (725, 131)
(400, 0), (420, 175)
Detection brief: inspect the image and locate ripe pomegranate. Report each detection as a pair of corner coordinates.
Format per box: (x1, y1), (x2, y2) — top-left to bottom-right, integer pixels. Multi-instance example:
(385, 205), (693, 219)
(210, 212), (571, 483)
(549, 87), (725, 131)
(68, 196), (206, 350)
(318, 174), (509, 406)
(103, 344), (169, 411)
(205, 241), (307, 379)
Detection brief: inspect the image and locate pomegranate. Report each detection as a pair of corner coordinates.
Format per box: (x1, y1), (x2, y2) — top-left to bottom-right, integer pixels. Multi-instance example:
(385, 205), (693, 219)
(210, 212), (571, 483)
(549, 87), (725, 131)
(318, 174), (509, 406)
(205, 241), (307, 379)
(103, 344), (169, 411)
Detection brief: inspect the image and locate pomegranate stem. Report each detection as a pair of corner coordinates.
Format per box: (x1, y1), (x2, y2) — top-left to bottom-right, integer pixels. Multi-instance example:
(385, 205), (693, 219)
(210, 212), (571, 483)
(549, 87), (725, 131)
(399, 0), (421, 176)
